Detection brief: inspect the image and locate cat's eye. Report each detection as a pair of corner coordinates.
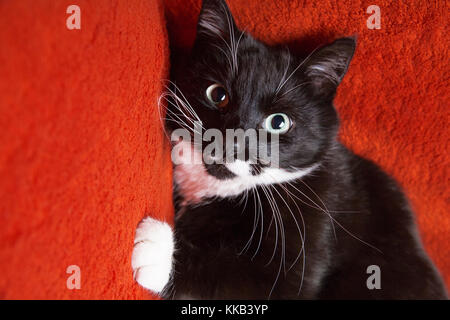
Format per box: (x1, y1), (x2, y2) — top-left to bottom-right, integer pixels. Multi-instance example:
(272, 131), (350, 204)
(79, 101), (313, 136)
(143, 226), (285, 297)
(264, 113), (292, 134)
(206, 83), (229, 107)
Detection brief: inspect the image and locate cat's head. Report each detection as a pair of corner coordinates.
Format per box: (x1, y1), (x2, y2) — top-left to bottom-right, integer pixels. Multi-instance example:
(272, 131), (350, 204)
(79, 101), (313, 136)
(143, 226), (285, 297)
(166, 0), (356, 200)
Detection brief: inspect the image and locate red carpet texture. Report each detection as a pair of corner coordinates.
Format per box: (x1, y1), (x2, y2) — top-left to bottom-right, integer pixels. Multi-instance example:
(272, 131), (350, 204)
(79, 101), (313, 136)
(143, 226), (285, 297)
(0, 0), (448, 299)
(0, 0), (172, 299)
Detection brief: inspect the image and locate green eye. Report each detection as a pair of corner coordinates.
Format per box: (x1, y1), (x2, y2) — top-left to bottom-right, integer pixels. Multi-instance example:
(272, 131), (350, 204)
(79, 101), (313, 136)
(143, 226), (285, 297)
(264, 113), (292, 134)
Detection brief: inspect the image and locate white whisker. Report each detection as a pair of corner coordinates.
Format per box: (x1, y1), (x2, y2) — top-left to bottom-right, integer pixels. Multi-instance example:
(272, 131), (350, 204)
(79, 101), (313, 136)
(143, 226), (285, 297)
(275, 46), (321, 99)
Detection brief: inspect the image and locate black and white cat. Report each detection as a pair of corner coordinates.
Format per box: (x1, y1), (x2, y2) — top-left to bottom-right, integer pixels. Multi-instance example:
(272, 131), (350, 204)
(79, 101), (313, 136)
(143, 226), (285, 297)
(131, 0), (447, 299)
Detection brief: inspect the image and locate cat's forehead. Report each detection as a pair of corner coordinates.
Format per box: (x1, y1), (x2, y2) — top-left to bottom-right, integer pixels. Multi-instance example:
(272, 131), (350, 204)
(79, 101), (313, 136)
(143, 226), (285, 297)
(239, 38), (290, 70)
(194, 32), (295, 92)
(233, 39), (294, 93)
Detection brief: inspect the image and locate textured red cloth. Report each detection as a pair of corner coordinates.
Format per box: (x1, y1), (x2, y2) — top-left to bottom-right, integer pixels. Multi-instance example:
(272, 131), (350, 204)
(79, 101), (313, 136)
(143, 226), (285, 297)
(0, 0), (171, 299)
(0, 0), (448, 299)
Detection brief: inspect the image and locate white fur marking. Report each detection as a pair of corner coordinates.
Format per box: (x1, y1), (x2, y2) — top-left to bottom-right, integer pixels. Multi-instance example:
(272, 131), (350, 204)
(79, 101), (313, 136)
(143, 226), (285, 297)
(226, 159), (251, 176)
(174, 141), (319, 204)
(131, 217), (174, 293)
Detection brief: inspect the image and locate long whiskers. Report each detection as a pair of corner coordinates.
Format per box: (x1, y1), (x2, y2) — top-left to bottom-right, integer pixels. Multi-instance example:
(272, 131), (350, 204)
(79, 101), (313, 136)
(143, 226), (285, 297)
(286, 179), (382, 253)
(263, 171), (307, 295)
(260, 184), (285, 299)
(164, 81), (204, 126)
(274, 46), (321, 101)
(158, 80), (205, 142)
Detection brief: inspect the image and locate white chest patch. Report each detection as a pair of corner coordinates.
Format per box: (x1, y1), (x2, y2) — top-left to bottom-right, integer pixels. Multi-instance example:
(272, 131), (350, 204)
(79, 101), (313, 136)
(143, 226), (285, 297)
(173, 141), (318, 205)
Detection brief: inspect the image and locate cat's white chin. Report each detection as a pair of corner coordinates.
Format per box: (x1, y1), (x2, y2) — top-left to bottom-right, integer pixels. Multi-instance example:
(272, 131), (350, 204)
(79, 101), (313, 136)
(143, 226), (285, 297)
(173, 141), (319, 205)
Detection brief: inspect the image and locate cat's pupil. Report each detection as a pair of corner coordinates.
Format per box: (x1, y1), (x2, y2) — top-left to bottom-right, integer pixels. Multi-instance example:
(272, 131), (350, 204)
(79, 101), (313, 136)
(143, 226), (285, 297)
(271, 115), (285, 129)
(211, 86), (227, 103)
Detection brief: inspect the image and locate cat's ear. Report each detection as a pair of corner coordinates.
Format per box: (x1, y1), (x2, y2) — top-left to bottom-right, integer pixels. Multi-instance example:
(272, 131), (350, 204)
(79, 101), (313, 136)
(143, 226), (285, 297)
(304, 37), (356, 98)
(195, 0), (239, 45)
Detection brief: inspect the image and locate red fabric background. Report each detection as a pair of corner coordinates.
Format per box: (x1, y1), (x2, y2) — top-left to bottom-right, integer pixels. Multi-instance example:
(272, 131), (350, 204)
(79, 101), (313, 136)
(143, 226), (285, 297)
(0, 0), (448, 299)
(0, 0), (172, 299)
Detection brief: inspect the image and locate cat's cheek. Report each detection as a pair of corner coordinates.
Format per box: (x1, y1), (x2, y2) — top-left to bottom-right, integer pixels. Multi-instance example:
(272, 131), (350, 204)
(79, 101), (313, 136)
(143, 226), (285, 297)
(131, 217), (174, 293)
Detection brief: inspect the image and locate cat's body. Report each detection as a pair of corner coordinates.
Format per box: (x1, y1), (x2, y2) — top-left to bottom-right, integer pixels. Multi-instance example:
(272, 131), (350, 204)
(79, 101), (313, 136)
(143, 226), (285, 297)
(131, 0), (447, 299)
(165, 142), (446, 299)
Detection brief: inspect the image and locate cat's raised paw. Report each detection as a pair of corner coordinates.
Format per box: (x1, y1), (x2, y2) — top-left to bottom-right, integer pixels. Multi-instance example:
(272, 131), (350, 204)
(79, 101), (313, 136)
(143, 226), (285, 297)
(131, 217), (174, 293)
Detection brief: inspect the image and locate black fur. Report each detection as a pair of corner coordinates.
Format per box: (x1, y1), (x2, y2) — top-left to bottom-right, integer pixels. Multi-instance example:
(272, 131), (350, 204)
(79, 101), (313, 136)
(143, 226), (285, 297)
(162, 0), (447, 299)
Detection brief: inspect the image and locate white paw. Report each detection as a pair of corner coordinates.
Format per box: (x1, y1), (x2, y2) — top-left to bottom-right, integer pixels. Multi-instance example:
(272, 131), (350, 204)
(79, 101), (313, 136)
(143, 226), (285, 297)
(131, 217), (174, 293)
